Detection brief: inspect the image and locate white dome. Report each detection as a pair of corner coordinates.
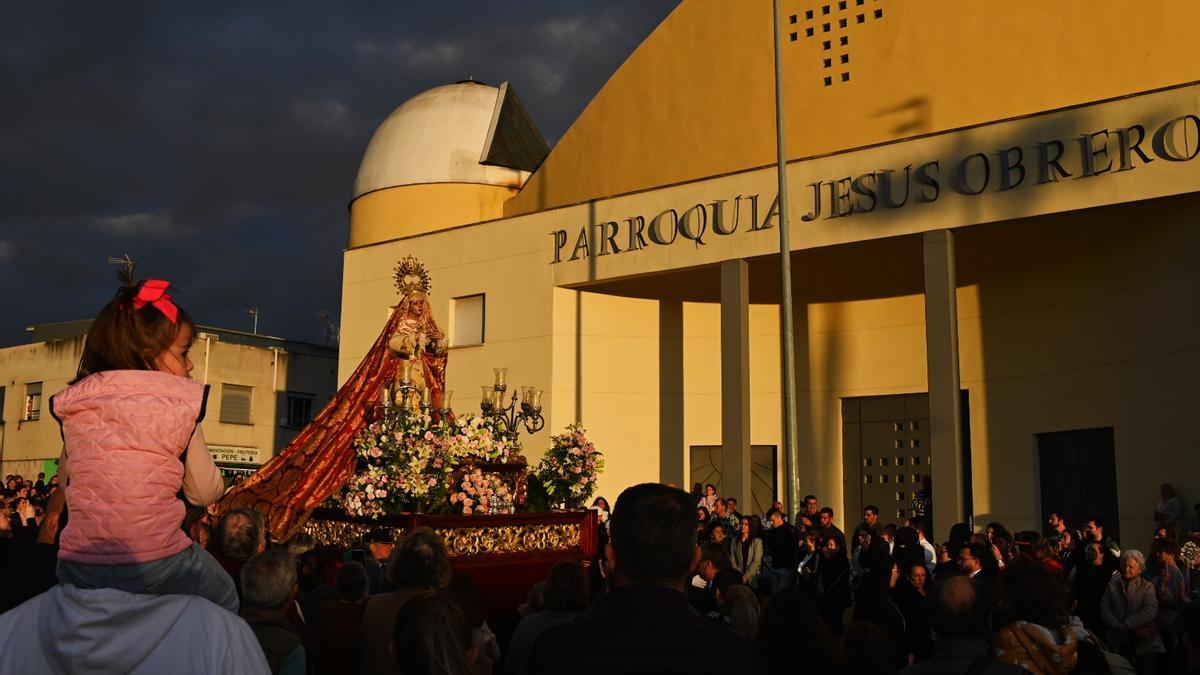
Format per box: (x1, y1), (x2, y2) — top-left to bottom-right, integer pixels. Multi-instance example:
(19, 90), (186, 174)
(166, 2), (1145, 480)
(352, 82), (532, 199)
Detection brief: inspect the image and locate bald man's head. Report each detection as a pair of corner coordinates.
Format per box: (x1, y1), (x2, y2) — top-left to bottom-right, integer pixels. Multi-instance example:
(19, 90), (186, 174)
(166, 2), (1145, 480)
(930, 576), (988, 639)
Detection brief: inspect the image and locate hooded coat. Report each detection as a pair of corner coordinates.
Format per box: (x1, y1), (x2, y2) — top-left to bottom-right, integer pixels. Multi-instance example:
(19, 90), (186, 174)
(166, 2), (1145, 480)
(0, 584), (269, 674)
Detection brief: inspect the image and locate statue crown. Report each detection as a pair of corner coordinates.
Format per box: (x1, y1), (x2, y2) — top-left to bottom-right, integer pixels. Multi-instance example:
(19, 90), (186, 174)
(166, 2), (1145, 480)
(393, 256), (432, 295)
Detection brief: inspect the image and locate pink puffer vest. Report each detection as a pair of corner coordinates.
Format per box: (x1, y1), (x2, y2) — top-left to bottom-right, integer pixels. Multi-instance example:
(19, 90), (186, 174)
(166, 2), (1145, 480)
(51, 370), (209, 564)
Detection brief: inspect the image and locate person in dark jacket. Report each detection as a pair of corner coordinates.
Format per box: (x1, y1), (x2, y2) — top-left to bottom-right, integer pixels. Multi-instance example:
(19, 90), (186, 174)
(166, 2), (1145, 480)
(240, 550), (307, 675)
(1072, 540), (1119, 635)
(893, 559), (934, 663)
(529, 483), (762, 675)
(816, 533), (852, 637)
(762, 508), (799, 593)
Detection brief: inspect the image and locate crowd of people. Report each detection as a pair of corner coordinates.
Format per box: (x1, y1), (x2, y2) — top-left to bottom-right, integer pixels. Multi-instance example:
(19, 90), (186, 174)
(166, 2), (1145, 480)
(3, 274), (1200, 674)
(678, 481), (1200, 675)
(1, 472), (58, 539)
(6, 477), (1200, 674)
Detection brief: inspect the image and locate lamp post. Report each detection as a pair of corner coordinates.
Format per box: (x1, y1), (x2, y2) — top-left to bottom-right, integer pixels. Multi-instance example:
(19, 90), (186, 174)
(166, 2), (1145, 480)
(773, 0), (801, 515)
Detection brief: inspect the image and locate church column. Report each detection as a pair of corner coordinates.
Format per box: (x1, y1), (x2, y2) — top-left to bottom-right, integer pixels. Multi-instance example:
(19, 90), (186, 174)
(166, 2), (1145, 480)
(720, 260), (752, 506)
(923, 229), (965, 540)
(659, 299), (685, 487)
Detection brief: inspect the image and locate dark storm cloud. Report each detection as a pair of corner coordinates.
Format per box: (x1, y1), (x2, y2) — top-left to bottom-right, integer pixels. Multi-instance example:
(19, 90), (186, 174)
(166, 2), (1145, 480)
(0, 1), (679, 345)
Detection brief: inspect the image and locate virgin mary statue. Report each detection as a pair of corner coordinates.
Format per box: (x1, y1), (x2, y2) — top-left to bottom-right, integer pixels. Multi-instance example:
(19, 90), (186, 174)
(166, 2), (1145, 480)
(213, 256), (448, 540)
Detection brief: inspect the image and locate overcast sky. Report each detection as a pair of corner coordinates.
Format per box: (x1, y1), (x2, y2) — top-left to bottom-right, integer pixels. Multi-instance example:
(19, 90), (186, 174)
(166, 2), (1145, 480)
(0, 1), (678, 347)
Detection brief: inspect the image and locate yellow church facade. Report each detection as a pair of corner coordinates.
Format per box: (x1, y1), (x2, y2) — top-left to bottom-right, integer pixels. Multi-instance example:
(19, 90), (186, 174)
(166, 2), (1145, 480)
(338, 1), (1200, 541)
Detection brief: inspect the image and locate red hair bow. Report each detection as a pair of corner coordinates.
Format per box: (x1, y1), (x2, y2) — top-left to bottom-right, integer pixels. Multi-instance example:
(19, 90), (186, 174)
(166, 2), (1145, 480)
(133, 279), (178, 323)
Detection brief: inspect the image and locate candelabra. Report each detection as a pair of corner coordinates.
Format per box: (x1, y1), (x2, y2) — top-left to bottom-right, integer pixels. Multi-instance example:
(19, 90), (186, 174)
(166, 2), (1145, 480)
(480, 368), (544, 446)
(378, 353), (453, 422)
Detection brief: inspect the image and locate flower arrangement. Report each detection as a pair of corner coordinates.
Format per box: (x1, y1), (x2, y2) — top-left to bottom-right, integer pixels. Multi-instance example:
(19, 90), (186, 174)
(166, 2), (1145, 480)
(450, 469), (511, 515)
(338, 410), (598, 517)
(534, 423), (604, 509)
(339, 409), (516, 518)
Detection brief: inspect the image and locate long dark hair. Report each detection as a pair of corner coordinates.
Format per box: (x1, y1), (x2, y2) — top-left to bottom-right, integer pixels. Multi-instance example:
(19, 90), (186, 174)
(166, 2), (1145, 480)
(76, 265), (193, 381)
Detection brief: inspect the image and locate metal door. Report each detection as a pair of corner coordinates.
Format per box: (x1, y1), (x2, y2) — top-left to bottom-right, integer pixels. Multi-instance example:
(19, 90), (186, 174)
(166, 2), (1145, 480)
(843, 394), (931, 524)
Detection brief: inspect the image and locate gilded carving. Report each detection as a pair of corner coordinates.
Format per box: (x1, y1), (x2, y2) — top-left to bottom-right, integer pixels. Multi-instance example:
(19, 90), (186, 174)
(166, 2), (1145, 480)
(301, 518), (580, 556)
(436, 524), (580, 556)
(300, 519), (405, 548)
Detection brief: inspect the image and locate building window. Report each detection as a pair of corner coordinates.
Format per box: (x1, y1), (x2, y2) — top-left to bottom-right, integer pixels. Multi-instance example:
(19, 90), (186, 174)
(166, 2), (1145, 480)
(23, 382), (42, 421)
(285, 393), (314, 429)
(450, 294), (485, 347)
(220, 384), (253, 425)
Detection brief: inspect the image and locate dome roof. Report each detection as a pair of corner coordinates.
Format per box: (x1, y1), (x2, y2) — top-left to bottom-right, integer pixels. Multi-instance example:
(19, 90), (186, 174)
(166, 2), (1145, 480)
(352, 81), (544, 200)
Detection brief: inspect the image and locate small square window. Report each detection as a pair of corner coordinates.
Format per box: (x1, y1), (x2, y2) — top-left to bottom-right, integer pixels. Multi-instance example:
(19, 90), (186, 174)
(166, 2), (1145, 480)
(857, 0), (864, 5)
(822, 58), (832, 68)
(840, 35), (848, 45)
(895, 457), (904, 467)
(874, 8), (883, 18)
(792, 31), (800, 41)
(881, 475), (890, 484)
(838, 18), (847, 28)
(284, 393), (314, 428)
(881, 457), (890, 467)
(805, 9), (814, 19)
(857, 13), (865, 23)
(893, 422), (903, 432)
(864, 475), (873, 484)
(822, 5), (830, 14)
(805, 27), (813, 37)
(823, 76), (832, 86)
(789, 14), (797, 23)
(893, 440), (904, 449)
(450, 294), (486, 346)
(822, 40), (831, 50)
(822, 22), (831, 32)
(910, 421), (920, 431)
(912, 473), (921, 484)
(841, 72), (850, 82)
(897, 508), (906, 519)
(220, 384), (253, 426)
(840, 54), (850, 64)
(863, 457), (873, 467)
(911, 439), (921, 448)
(911, 457), (921, 466)
(839, 1), (847, 9)
(896, 492), (906, 501)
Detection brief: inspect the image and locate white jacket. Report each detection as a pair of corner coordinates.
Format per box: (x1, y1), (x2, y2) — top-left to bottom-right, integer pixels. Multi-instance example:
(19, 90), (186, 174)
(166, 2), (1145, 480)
(0, 584), (270, 674)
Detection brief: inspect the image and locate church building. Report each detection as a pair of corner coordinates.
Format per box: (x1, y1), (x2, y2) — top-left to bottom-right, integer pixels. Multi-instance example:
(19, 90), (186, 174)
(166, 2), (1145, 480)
(337, 0), (1200, 540)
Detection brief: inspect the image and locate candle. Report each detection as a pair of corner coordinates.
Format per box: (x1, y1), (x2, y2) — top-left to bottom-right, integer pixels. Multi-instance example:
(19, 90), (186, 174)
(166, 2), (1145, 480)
(494, 367), (508, 388)
(379, 385), (392, 407)
(481, 385), (494, 409)
(492, 388), (504, 409)
(400, 358), (413, 384)
(443, 390), (453, 410)
(422, 386), (431, 404)
(531, 388), (543, 410)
